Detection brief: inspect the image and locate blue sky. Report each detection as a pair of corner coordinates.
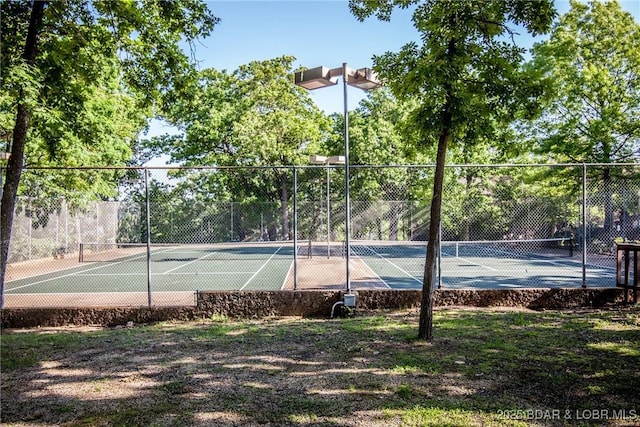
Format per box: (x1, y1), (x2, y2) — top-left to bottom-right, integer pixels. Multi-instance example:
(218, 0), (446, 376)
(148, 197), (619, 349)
(147, 0), (640, 139)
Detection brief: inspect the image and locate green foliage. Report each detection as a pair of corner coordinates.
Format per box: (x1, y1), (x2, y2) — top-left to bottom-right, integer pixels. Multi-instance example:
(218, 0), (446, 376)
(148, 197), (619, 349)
(0, 0), (219, 201)
(350, 0), (556, 145)
(160, 56), (329, 168)
(527, 0), (640, 163)
(349, 0), (555, 339)
(147, 57), (331, 240)
(329, 89), (424, 205)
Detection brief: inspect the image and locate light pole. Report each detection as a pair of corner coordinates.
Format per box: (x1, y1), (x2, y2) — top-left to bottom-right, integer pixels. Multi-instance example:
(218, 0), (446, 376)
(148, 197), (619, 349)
(295, 64), (381, 292)
(310, 154), (345, 258)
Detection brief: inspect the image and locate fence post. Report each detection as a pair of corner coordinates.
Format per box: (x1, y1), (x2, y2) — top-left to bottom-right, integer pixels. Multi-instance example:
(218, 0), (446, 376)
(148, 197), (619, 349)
(293, 166), (298, 290)
(582, 163), (587, 288)
(145, 168), (152, 306)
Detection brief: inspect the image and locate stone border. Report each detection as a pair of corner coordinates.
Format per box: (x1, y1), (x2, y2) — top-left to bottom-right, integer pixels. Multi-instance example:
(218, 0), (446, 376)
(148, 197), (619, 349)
(0, 287), (626, 329)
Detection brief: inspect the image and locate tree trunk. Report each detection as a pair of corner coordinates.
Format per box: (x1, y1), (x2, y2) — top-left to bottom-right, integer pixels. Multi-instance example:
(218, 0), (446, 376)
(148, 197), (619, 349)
(1, 0), (46, 308)
(418, 121), (451, 341)
(418, 29), (456, 341)
(390, 201), (399, 240)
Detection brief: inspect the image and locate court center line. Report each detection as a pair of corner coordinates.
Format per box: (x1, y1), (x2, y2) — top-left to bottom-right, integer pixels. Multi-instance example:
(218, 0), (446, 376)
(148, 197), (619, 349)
(240, 246), (284, 290)
(441, 249), (497, 271)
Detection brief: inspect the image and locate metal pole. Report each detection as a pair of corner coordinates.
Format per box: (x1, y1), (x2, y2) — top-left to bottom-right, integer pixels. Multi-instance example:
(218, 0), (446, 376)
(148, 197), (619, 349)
(343, 63), (351, 293)
(293, 166), (298, 290)
(582, 163), (587, 288)
(145, 168), (152, 306)
(230, 203), (234, 241)
(326, 165), (330, 258)
(28, 198), (32, 260)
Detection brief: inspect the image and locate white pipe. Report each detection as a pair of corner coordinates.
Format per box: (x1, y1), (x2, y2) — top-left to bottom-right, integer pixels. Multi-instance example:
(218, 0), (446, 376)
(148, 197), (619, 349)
(330, 301), (345, 318)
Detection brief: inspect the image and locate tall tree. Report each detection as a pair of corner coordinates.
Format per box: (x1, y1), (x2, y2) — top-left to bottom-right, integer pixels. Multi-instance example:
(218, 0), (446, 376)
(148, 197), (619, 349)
(0, 0), (218, 305)
(527, 0), (640, 235)
(327, 90), (424, 240)
(350, 0), (555, 340)
(153, 56), (330, 240)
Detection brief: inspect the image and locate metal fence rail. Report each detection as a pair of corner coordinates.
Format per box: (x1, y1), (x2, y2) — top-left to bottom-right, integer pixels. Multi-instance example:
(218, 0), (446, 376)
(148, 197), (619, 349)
(2, 163), (636, 307)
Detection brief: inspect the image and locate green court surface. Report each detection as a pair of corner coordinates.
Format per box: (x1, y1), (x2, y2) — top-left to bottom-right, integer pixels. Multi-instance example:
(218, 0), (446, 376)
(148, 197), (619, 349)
(5, 243), (299, 306)
(5, 239), (617, 307)
(350, 240), (617, 290)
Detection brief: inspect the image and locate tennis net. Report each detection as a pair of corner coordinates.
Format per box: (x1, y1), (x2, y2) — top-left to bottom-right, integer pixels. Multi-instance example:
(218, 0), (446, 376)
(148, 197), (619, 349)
(348, 237), (575, 260)
(78, 240), (314, 263)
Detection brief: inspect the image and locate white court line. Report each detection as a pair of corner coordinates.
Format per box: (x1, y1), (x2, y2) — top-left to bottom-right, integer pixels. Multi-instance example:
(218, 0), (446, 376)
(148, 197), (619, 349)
(449, 245), (591, 272)
(356, 246), (422, 284)
(75, 273), (146, 276)
(162, 251), (221, 274)
(280, 242), (309, 290)
(5, 291), (196, 296)
(351, 259), (391, 288)
(6, 247), (177, 292)
(451, 256), (498, 271)
(158, 271), (255, 275)
(281, 260), (295, 290)
(240, 246), (284, 290)
(76, 271), (255, 276)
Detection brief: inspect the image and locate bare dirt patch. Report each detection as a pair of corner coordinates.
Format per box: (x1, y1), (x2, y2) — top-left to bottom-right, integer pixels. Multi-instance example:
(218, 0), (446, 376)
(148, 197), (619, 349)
(283, 258), (390, 290)
(2, 307), (639, 426)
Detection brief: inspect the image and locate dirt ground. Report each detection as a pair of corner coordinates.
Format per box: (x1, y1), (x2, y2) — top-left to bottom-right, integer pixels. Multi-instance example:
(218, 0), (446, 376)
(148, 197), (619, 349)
(2, 307), (639, 426)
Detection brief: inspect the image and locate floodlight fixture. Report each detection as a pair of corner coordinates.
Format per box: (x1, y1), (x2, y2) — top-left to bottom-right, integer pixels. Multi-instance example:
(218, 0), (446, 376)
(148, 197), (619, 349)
(348, 68), (382, 90)
(309, 155), (328, 164)
(309, 155), (345, 165)
(295, 66), (339, 90)
(327, 155), (345, 164)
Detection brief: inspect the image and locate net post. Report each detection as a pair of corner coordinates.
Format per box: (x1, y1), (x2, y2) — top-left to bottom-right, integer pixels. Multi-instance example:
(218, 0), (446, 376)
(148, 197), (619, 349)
(569, 237), (575, 257)
(78, 243), (83, 262)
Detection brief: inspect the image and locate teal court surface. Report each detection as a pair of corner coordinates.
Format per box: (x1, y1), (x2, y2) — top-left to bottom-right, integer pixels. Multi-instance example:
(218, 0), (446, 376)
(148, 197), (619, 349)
(350, 240), (616, 290)
(4, 239), (617, 307)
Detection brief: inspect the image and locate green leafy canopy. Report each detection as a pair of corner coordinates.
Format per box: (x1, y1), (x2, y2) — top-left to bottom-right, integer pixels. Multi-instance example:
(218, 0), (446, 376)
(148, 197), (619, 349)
(527, 0), (640, 163)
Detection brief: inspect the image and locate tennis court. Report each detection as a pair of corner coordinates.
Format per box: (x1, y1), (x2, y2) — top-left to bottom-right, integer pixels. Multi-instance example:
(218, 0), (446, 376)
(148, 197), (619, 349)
(349, 238), (617, 290)
(4, 238), (617, 308)
(4, 241), (303, 307)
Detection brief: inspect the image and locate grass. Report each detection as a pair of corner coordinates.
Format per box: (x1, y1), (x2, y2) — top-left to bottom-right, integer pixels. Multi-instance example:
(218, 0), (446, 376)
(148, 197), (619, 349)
(1, 306), (639, 426)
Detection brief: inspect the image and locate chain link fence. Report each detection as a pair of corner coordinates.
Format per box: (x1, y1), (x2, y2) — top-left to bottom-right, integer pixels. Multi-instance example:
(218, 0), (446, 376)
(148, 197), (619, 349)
(3, 164), (636, 307)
